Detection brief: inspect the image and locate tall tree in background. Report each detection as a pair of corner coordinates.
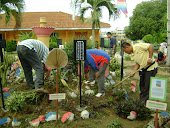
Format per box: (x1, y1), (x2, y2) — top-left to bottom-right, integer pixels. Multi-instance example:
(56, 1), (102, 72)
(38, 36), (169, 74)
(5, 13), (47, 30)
(0, 0), (25, 28)
(124, 0), (167, 41)
(74, 0), (117, 48)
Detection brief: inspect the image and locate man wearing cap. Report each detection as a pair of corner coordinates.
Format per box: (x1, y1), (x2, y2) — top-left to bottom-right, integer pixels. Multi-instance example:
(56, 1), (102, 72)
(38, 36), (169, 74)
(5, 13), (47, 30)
(121, 41), (158, 102)
(17, 39), (49, 93)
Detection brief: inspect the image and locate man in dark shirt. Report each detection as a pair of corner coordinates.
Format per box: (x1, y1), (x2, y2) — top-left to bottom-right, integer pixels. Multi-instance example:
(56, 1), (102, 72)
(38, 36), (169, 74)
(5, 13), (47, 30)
(107, 32), (117, 57)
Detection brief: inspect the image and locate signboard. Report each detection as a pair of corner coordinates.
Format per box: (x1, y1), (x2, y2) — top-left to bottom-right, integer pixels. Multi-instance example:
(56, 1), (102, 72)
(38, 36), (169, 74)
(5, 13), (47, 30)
(146, 100), (167, 111)
(0, 40), (6, 48)
(149, 77), (167, 101)
(49, 93), (65, 100)
(74, 40), (86, 61)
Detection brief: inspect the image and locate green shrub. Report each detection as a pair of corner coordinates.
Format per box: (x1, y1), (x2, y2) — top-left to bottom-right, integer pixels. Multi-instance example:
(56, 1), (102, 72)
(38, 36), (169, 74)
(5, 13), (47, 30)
(49, 35), (58, 42)
(124, 54), (131, 61)
(109, 57), (121, 71)
(107, 119), (123, 128)
(5, 40), (17, 52)
(115, 99), (152, 120)
(49, 42), (58, 49)
(142, 34), (153, 43)
(5, 90), (42, 112)
(17, 31), (36, 41)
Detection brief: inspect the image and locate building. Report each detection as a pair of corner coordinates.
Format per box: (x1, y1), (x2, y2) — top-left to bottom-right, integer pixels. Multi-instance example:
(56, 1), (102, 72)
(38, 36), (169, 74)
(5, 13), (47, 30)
(0, 12), (111, 44)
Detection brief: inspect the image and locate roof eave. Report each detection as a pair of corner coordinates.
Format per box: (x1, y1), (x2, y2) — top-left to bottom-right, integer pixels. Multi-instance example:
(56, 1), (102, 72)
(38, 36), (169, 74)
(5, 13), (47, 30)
(0, 27), (110, 31)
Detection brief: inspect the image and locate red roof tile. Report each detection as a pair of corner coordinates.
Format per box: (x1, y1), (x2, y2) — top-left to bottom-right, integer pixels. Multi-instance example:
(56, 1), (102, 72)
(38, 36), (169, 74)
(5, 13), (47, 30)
(0, 12), (111, 29)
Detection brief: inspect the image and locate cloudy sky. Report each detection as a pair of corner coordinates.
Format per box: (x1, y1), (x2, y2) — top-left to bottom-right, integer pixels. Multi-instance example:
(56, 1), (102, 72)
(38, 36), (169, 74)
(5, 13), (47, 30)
(24, 0), (150, 31)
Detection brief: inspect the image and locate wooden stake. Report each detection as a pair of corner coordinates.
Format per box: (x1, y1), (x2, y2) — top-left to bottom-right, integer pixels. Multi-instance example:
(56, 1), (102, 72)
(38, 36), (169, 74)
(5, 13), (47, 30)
(56, 68), (59, 121)
(155, 100), (159, 128)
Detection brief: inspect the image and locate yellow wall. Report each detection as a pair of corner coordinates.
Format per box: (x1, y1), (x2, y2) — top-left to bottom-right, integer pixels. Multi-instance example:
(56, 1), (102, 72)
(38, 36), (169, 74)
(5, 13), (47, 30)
(0, 29), (100, 45)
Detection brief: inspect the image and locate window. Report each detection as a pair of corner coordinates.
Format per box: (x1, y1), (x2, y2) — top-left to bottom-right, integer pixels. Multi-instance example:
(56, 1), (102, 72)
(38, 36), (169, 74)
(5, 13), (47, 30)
(51, 32), (59, 38)
(0, 34), (3, 40)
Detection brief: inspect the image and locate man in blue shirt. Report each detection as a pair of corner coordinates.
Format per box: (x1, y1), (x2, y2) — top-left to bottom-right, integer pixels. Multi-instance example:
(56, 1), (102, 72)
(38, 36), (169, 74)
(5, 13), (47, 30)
(84, 49), (110, 97)
(107, 32), (117, 57)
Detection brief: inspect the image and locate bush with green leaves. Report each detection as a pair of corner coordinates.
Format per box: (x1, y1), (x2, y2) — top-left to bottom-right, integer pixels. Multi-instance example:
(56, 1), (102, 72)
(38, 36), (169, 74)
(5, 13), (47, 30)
(49, 42), (58, 49)
(17, 31), (36, 41)
(107, 118), (123, 128)
(109, 57), (121, 72)
(124, 54), (131, 61)
(5, 90), (42, 112)
(49, 35), (58, 49)
(5, 40), (17, 52)
(0, 54), (15, 86)
(115, 98), (152, 120)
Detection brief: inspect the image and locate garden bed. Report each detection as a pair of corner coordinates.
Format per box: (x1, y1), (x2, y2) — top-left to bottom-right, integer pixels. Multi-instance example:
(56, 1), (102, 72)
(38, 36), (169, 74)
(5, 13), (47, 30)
(0, 56), (170, 128)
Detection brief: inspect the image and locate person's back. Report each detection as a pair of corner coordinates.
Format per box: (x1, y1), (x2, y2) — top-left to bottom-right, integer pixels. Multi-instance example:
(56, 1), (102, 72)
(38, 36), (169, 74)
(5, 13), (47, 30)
(18, 39), (49, 64)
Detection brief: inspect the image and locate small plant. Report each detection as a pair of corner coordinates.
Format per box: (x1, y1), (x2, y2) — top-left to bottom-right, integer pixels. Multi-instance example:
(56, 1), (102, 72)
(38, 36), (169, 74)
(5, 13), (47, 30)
(49, 42), (58, 49)
(5, 40), (17, 52)
(107, 118), (123, 128)
(5, 90), (42, 112)
(0, 54), (15, 86)
(49, 35), (58, 49)
(17, 31), (36, 41)
(115, 98), (152, 120)
(115, 70), (121, 77)
(109, 57), (121, 72)
(113, 89), (126, 101)
(124, 54), (131, 61)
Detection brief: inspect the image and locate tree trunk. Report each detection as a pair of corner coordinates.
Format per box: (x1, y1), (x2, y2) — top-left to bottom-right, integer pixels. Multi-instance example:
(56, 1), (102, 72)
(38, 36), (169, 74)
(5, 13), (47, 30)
(167, 0), (170, 68)
(92, 21), (95, 49)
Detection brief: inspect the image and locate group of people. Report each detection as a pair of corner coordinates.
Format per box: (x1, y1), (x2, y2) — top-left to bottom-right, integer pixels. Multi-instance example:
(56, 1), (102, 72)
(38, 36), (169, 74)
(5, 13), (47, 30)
(17, 31), (158, 102)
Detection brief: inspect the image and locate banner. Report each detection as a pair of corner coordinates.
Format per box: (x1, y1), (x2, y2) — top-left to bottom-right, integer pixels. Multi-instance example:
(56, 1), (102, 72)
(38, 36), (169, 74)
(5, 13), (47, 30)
(117, 0), (128, 16)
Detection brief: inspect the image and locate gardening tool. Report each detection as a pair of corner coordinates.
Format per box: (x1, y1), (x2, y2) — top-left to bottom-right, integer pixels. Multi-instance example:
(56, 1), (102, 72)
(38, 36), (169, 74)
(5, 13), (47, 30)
(113, 67), (144, 88)
(113, 61), (155, 88)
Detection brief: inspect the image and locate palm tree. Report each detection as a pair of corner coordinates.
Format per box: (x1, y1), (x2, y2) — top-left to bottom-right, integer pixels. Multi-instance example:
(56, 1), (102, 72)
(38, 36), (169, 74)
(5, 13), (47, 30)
(0, 0), (25, 28)
(74, 0), (117, 48)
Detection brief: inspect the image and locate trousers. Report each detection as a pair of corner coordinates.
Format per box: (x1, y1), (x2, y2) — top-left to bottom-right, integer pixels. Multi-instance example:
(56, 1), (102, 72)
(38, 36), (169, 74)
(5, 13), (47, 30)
(139, 68), (157, 101)
(17, 45), (43, 89)
(88, 63), (107, 93)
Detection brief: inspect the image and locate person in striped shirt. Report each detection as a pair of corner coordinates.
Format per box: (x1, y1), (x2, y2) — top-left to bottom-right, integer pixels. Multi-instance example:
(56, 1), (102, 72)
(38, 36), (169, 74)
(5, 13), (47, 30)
(17, 39), (49, 93)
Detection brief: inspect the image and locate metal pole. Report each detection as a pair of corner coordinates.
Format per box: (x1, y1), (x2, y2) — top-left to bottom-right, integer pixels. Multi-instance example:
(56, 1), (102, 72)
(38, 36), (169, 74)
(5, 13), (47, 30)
(79, 60), (82, 107)
(120, 39), (124, 89)
(0, 76), (5, 109)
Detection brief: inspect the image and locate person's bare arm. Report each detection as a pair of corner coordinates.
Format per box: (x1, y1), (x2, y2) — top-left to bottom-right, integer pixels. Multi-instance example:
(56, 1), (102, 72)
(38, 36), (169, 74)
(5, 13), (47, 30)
(147, 44), (153, 65)
(130, 63), (140, 77)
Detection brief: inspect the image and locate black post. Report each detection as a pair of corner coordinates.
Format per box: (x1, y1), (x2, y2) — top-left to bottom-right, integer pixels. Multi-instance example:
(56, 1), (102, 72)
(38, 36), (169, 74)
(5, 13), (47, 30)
(0, 40), (5, 109)
(0, 75), (5, 109)
(120, 39), (124, 81)
(0, 42), (3, 62)
(79, 60), (82, 107)
(121, 56), (123, 80)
